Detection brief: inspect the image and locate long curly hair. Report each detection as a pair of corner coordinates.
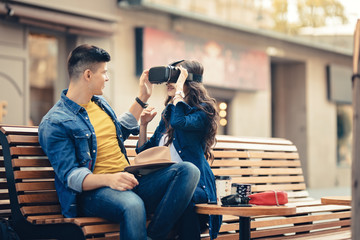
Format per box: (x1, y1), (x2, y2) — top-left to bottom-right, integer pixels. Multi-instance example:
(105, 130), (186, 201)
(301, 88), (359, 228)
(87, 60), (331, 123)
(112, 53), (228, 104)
(162, 60), (219, 162)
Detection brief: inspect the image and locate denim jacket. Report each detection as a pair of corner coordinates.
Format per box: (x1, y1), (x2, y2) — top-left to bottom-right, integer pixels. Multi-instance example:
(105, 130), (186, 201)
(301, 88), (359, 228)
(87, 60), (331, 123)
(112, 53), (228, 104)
(38, 89), (139, 217)
(136, 102), (222, 239)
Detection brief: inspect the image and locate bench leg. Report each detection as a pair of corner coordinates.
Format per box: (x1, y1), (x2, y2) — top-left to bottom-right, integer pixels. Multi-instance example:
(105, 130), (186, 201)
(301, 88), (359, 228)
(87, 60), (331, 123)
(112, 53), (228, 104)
(239, 216), (250, 240)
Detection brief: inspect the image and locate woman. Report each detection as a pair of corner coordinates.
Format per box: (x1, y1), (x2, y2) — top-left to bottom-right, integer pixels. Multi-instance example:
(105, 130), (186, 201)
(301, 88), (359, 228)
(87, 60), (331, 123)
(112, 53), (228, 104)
(136, 60), (221, 240)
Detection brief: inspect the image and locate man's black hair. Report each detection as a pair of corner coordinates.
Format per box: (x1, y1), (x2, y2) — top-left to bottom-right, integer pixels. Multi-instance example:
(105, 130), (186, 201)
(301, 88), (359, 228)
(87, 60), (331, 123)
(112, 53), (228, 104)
(67, 44), (111, 80)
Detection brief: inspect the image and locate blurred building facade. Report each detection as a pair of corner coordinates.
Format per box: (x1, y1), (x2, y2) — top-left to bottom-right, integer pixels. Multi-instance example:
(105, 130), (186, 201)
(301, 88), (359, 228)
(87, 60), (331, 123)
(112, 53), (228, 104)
(0, 0), (354, 189)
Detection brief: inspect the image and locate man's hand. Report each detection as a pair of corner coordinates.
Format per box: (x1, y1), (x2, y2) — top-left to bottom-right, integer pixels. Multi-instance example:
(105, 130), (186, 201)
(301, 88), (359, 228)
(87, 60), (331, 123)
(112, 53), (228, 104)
(82, 172), (139, 191)
(138, 69), (152, 102)
(140, 106), (157, 126)
(107, 172), (139, 191)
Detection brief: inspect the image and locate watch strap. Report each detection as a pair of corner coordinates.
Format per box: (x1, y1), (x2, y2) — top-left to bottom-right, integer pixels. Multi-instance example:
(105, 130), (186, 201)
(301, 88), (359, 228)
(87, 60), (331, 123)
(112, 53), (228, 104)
(135, 97), (148, 108)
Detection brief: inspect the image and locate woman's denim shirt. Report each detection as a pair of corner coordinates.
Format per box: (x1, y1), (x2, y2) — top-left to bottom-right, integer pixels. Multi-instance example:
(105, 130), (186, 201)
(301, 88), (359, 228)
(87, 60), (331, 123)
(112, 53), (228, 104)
(136, 102), (222, 239)
(38, 89), (139, 218)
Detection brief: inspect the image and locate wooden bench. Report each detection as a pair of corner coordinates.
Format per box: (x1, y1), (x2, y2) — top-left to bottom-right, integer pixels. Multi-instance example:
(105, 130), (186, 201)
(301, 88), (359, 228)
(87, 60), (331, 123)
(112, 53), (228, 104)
(0, 125), (138, 240)
(0, 125), (351, 239)
(196, 135), (351, 239)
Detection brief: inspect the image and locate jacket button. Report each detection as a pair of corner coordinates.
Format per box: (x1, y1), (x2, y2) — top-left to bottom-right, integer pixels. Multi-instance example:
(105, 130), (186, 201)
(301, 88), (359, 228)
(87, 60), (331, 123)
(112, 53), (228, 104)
(120, 135), (122, 138)
(85, 117), (88, 119)
(93, 150), (96, 153)
(179, 150), (181, 153)
(86, 134), (89, 137)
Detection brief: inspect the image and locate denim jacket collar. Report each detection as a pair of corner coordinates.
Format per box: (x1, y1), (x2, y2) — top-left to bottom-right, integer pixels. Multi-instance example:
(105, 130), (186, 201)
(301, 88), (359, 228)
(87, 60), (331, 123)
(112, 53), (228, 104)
(61, 89), (84, 115)
(61, 89), (103, 115)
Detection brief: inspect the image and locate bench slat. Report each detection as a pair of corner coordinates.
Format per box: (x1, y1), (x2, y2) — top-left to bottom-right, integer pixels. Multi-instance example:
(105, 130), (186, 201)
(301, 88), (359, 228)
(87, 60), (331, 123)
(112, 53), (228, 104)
(73, 217), (112, 226)
(82, 223), (120, 236)
(14, 170), (55, 179)
(268, 227), (351, 240)
(213, 152), (299, 160)
(21, 205), (61, 215)
(1, 126), (38, 135)
(10, 146), (45, 156)
(215, 135), (293, 145)
(213, 142), (297, 151)
(12, 158), (51, 167)
(212, 168), (303, 176)
(27, 214), (64, 224)
(18, 192), (58, 204)
(231, 176), (305, 184)
(7, 135), (40, 145)
(252, 211), (351, 228)
(211, 159), (301, 167)
(252, 219), (351, 239)
(252, 183), (307, 192)
(16, 181), (55, 191)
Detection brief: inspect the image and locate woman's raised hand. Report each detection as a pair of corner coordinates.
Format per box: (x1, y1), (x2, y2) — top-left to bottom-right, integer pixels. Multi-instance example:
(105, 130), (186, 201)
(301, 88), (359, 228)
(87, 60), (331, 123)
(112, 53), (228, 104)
(140, 106), (157, 126)
(175, 66), (188, 91)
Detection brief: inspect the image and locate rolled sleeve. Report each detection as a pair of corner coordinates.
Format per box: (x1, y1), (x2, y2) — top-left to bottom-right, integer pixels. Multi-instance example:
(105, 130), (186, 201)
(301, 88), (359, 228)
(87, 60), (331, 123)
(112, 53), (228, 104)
(67, 167), (92, 193)
(118, 111), (140, 135)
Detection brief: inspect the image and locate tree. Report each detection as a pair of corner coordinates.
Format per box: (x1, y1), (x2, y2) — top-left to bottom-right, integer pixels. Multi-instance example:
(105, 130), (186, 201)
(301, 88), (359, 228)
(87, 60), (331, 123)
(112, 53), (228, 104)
(272, 0), (290, 33)
(297, 0), (348, 28)
(272, 0), (348, 34)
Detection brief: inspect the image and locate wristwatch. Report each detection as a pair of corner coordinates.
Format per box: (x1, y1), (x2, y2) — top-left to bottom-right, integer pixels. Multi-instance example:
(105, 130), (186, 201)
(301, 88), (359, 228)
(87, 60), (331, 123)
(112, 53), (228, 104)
(135, 97), (148, 108)
(175, 91), (185, 98)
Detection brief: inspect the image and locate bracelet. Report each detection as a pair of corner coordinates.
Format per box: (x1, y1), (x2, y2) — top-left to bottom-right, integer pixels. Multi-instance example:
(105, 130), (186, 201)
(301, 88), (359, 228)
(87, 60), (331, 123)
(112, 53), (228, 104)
(135, 97), (148, 108)
(173, 95), (183, 101)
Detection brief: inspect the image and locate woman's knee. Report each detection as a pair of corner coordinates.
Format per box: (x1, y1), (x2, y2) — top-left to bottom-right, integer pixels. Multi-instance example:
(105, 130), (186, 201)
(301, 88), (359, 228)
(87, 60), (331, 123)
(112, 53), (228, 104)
(178, 162), (200, 183)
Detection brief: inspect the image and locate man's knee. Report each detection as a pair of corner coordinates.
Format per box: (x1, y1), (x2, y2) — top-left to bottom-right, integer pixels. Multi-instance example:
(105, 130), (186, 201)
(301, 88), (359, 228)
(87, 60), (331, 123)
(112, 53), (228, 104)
(121, 196), (146, 218)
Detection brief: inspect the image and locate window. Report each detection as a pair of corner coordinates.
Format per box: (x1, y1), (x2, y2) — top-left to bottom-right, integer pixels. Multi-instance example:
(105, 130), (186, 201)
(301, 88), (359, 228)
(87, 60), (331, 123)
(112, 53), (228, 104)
(337, 104), (352, 167)
(217, 101), (229, 135)
(28, 33), (58, 125)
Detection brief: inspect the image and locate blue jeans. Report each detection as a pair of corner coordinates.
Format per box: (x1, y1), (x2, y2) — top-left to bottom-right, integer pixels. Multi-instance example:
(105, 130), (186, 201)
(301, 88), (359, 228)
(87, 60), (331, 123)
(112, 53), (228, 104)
(177, 187), (209, 240)
(79, 162), (200, 240)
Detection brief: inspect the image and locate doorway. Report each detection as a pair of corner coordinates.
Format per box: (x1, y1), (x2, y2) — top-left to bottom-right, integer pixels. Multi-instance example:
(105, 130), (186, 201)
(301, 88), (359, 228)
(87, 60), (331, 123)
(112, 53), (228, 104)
(271, 60), (308, 181)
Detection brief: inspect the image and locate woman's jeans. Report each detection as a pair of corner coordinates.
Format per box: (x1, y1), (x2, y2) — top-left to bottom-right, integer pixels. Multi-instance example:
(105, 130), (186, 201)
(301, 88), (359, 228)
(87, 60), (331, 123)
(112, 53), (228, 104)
(79, 162), (200, 240)
(177, 187), (209, 240)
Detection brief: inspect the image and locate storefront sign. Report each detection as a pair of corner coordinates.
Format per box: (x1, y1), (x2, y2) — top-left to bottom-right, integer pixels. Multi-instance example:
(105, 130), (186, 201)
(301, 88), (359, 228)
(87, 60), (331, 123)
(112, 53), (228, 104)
(142, 27), (269, 91)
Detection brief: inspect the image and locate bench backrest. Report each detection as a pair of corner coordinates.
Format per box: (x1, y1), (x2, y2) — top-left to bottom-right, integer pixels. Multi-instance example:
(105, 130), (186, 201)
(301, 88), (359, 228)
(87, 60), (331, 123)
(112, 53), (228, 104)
(211, 135), (310, 202)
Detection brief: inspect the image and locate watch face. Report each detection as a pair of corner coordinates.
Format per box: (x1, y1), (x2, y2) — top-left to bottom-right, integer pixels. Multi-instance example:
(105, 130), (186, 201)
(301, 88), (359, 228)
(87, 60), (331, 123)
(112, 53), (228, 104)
(176, 91), (185, 98)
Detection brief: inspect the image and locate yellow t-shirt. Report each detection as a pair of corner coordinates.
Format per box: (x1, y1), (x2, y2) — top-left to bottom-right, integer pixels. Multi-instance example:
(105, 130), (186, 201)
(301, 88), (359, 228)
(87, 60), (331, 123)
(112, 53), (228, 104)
(81, 101), (129, 174)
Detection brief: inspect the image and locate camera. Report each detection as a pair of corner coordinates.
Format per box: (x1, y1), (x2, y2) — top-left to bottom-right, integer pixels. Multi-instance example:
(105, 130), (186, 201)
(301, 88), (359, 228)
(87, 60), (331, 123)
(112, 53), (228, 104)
(221, 194), (251, 207)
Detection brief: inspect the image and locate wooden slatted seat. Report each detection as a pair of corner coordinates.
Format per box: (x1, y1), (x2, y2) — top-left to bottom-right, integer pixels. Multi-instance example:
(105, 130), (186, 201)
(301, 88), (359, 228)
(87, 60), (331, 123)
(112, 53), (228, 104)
(0, 125), (351, 239)
(197, 135), (351, 239)
(0, 125), (140, 240)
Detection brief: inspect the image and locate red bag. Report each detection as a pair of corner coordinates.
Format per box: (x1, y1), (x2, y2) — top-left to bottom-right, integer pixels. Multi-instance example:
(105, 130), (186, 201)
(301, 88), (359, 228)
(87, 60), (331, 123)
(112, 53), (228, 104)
(249, 191), (288, 205)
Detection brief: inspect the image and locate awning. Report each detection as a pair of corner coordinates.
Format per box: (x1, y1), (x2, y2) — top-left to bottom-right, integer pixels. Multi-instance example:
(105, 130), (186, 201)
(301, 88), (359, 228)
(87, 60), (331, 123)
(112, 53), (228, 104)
(0, 2), (117, 37)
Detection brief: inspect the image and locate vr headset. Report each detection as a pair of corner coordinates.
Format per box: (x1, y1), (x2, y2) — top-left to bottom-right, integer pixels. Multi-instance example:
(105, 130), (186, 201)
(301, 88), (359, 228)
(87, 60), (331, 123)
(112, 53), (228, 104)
(148, 60), (203, 84)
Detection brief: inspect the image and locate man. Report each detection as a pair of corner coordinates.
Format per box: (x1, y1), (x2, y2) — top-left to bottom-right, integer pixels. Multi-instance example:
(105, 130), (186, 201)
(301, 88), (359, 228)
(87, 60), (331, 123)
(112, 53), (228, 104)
(39, 44), (200, 240)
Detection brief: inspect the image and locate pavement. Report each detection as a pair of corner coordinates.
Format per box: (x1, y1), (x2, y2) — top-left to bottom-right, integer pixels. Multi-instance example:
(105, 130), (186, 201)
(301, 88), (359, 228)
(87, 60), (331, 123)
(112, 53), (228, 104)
(307, 186), (351, 199)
